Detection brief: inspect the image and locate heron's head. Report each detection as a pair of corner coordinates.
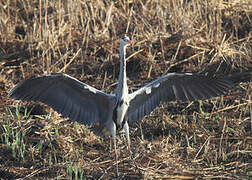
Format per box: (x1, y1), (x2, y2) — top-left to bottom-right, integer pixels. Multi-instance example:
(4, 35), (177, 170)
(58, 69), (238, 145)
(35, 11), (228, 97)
(120, 35), (134, 47)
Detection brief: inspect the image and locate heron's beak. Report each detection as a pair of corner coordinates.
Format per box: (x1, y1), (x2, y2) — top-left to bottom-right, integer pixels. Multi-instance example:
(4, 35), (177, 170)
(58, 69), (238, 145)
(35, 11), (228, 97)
(128, 40), (134, 45)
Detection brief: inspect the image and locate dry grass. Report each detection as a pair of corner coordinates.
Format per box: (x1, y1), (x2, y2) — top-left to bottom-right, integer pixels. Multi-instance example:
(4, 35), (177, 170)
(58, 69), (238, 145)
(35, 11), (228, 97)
(0, 0), (252, 179)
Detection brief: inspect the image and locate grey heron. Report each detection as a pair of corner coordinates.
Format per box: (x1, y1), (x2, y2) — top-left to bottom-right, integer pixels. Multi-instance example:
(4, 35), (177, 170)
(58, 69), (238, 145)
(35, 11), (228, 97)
(9, 35), (240, 176)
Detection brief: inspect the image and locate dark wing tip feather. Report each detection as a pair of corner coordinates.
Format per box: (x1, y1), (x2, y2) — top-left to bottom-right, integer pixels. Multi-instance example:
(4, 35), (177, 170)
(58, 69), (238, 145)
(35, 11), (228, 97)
(8, 74), (58, 100)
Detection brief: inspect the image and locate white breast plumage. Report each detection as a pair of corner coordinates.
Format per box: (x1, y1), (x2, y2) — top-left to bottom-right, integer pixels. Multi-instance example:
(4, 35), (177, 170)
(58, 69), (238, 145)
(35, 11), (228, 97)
(116, 100), (129, 126)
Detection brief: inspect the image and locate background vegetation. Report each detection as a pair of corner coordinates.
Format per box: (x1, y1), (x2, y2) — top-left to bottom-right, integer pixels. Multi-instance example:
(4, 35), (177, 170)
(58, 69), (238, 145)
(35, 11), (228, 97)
(0, 0), (251, 179)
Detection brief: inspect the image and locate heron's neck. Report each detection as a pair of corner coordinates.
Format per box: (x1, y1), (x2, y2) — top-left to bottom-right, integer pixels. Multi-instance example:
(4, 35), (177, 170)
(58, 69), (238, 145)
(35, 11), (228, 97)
(117, 45), (128, 99)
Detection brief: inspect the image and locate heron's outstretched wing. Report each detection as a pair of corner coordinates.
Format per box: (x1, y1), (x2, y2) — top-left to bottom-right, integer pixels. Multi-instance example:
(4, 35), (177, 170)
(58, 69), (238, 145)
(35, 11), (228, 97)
(127, 72), (232, 123)
(8, 73), (116, 126)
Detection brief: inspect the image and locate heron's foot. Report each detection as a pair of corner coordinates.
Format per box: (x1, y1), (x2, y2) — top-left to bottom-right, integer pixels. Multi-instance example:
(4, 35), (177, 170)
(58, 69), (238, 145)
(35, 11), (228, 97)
(128, 150), (142, 175)
(115, 163), (119, 178)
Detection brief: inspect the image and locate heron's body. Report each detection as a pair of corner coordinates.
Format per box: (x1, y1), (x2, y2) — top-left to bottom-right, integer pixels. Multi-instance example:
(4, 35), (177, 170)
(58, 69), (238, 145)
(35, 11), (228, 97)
(114, 39), (130, 133)
(8, 36), (250, 177)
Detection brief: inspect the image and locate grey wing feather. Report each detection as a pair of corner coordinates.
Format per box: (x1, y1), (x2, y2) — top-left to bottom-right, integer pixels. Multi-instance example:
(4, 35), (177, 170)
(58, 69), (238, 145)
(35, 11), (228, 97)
(8, 73), (116, 126)
(127, 72), (233, 123)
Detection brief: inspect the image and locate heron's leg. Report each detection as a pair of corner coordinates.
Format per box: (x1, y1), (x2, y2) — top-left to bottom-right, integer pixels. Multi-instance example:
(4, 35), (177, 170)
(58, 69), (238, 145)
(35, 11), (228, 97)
(110, 122), (119, 177)
(123, 121), (141, 174)
(112, 135), (119, 177)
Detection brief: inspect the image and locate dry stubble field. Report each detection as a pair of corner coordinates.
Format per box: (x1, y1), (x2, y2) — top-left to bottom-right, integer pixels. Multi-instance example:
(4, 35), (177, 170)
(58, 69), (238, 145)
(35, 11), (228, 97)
(0, 0), (252, 179)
